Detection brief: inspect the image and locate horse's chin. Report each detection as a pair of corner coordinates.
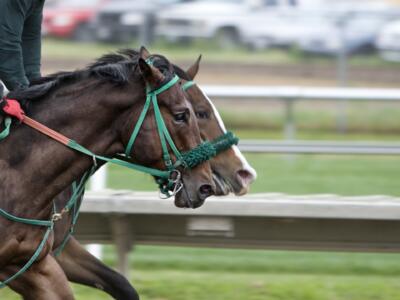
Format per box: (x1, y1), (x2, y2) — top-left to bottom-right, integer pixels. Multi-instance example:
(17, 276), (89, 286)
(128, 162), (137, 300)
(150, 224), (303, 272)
(212, 172), (251, 196)
(174, 190), (205, 209)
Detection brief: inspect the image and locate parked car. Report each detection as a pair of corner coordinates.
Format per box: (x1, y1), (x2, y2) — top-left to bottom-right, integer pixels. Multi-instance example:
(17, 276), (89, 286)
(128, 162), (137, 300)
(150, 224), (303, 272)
(296, 11), (398, 55)
(155, 0), (301, 48)
(43, 0), (109, 41)
(376, 20), (400, 61)
(94, 0), (182, 43)
(242, 9), (328, 49)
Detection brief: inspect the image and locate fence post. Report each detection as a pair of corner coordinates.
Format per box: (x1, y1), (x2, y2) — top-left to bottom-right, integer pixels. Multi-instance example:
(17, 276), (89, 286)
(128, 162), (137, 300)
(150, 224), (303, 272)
(87, 165), (108, 259)
(111, 215), (133, 278)
(139, 13), (154, 46)
(284, 99), (296, 140)
(336, 16), (349, 133)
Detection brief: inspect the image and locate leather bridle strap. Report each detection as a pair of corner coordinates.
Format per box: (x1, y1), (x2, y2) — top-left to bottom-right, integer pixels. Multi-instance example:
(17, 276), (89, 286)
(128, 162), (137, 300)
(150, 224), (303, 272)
(23, 116), (70, 145)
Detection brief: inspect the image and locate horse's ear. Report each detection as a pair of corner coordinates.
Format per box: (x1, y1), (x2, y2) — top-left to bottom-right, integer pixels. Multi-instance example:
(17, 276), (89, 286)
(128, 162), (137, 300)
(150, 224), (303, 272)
(186, 55), (202, 80)
(138, 58), (163, 85)
(139, 46), (151, 60)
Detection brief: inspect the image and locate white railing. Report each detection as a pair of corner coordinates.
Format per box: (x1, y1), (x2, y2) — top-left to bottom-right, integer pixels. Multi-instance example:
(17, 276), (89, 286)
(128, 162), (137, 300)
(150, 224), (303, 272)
(76, 191), (400, 277)
(203, 86), (400, 101)
(239, 140), (400, 155)
(203, 85), (400, 139)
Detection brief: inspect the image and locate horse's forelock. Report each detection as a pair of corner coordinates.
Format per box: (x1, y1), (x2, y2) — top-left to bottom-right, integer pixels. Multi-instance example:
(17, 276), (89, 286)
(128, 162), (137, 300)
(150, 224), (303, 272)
(150, 55), (175, 77)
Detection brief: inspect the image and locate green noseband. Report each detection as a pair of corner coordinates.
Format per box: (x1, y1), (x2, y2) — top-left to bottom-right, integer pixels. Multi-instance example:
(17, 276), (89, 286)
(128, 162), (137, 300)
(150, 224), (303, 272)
(181, 131), (238, 168)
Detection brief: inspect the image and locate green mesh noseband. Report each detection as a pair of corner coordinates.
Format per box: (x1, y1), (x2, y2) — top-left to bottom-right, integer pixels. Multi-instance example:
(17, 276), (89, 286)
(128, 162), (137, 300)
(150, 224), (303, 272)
(210, 131), (239, 154)
(181, 131), (238, 169)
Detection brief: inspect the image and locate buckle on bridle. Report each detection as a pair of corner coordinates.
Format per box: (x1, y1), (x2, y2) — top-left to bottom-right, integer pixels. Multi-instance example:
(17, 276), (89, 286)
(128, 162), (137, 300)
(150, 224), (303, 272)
(51, 213), (63, 222)
(159, 170), (183, 199)
(92, 155), (98, 167)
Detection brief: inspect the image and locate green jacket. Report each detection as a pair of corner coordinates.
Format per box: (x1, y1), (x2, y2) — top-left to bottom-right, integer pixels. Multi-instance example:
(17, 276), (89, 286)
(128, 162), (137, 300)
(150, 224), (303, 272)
(0, 0), (45, 91)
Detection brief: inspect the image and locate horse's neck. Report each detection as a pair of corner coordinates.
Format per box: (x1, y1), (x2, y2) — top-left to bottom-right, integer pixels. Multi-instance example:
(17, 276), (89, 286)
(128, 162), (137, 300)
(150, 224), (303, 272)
(0, 81), (132, 219)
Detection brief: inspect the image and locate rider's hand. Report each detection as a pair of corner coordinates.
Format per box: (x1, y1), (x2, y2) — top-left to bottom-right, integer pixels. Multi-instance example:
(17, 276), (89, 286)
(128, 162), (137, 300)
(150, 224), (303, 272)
(2, 99), (25, 121)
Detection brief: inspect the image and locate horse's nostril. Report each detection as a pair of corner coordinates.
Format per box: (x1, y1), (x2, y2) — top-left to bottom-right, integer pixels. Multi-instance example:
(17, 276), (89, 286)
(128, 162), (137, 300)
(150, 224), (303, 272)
(237, 169), (255, 186)
(199, 184), (215, 199)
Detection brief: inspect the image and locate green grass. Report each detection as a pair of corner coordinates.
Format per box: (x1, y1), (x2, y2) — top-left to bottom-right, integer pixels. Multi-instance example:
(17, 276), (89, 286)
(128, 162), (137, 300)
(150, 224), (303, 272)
(125, 246), (400, 300)
(3, 246), (400, 300)
(217, 101), (400, 137)
(126, 246), (400, 276)
(4, 272), (400, 300)
(131, 271), (400, 300)
(107, 153), (400, 196)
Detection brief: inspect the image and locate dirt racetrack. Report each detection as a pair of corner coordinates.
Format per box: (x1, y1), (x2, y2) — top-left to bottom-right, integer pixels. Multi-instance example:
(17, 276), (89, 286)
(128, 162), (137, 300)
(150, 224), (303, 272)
(42, 58), (400, 88)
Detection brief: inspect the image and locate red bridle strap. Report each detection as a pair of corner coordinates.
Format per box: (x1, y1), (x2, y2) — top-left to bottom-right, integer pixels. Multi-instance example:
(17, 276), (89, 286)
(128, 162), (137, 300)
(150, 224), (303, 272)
(2, 98), (70, 145)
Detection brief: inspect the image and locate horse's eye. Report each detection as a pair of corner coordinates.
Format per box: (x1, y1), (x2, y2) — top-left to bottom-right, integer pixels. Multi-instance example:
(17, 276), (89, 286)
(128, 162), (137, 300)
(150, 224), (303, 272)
(195, 111), (209, 119)
(174, 112), (187, 123)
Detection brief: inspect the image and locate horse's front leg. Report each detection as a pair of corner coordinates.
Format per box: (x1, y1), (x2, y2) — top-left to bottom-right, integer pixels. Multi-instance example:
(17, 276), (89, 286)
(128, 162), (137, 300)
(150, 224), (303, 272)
(55, 237), (139, 300)
(6, 254), (74, 300)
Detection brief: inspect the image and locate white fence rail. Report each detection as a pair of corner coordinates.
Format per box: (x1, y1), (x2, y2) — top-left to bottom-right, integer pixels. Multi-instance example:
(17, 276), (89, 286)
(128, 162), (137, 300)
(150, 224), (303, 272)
(203, 86), (400, 102)
(76, 191), (400, 276)
(203, 85), (400, 139)
(239, 140), (400, 155)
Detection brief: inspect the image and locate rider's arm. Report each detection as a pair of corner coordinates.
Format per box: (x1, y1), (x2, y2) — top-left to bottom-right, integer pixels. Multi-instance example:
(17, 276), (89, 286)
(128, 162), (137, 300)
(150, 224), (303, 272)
(22, 0), (45, 82)
(0, 0), (32, 91)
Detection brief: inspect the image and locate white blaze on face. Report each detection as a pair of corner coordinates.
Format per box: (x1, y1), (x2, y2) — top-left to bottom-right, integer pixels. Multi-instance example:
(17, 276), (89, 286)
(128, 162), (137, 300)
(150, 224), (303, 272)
(198, 87), (257, 180)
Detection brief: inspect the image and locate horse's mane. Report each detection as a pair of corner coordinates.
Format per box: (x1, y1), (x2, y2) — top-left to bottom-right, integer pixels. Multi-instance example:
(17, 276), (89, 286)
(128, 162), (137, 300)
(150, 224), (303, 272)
(8, 49), (175, 105)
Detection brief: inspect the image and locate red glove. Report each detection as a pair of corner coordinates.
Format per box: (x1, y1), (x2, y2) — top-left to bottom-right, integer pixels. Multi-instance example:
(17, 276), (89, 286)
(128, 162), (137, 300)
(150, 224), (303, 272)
(2, 98), (25, 121)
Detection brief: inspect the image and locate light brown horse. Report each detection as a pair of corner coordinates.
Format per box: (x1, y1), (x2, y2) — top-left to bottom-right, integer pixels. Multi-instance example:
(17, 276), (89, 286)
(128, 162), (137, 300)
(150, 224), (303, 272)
(178, 56), (257, 195)
(50, 53), (257, 300)
(0, 48), (215, 299)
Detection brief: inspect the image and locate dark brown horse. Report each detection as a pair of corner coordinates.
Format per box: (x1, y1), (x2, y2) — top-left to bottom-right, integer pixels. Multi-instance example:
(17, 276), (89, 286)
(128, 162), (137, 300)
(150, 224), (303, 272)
(0, 48), (215, 299)
(50, 53), (256, 300)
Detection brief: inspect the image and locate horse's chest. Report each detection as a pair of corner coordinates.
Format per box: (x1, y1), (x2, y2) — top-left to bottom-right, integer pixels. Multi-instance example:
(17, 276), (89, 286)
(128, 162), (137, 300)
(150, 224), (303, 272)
(0, 224), (53, 266)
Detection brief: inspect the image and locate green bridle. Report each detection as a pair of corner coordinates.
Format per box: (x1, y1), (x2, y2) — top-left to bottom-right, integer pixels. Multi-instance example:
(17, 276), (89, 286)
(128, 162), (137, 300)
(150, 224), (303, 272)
(122, 73), (238, 197)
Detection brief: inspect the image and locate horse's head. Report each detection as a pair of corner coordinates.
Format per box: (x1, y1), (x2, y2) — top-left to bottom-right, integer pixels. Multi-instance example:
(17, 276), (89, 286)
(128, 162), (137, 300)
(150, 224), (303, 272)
(175, 56), (257, 196)
(119, 48), (215, 208)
